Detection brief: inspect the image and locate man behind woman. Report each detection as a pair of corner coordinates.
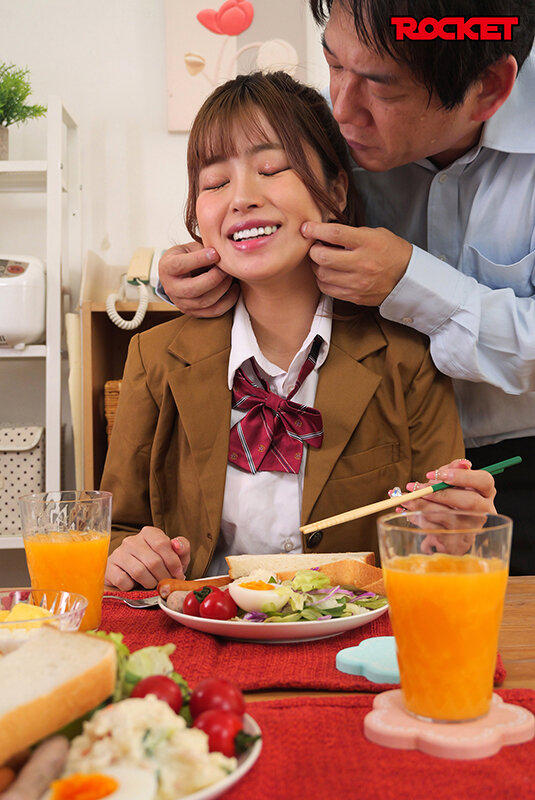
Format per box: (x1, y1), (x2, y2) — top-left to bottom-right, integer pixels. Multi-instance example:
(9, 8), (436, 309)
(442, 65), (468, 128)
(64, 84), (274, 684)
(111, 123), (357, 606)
(102, 72), (495, 591)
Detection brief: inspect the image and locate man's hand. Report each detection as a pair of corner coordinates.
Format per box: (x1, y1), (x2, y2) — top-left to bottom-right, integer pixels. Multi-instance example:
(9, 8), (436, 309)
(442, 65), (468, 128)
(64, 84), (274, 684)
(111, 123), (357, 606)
(159, 243), (240, 317)
(105, 527), (191, 591)
(301, 221), (412, 306)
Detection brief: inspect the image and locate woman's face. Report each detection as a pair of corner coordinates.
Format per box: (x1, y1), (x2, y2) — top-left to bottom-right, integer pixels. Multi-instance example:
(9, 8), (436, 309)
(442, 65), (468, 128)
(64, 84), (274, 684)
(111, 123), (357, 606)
(195, 115), (345, 286)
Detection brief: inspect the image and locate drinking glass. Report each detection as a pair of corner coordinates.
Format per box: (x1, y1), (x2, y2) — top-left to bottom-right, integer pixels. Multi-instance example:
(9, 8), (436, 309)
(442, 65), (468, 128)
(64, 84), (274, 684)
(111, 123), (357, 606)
(19, 490), (112, 631)
(377, 510), (512, 723)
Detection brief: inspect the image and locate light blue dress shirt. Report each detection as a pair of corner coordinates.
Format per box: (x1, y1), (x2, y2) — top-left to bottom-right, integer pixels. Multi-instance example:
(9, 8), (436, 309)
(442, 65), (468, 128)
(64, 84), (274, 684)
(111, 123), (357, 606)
(356, 50), (535, 447)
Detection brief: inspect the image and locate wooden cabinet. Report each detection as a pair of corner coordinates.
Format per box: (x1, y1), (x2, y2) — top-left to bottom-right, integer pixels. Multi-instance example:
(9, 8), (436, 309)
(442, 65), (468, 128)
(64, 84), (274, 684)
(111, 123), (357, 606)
(81, 301), (179, 489)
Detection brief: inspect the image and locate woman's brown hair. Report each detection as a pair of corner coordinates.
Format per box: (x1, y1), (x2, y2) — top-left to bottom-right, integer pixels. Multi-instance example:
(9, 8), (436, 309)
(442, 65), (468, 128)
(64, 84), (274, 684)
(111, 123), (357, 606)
(185, 70), (361, 241)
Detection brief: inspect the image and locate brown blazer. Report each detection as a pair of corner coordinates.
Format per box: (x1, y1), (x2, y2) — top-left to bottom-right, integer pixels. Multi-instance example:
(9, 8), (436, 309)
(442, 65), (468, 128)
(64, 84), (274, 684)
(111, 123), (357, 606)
(101, 306), (464, 575)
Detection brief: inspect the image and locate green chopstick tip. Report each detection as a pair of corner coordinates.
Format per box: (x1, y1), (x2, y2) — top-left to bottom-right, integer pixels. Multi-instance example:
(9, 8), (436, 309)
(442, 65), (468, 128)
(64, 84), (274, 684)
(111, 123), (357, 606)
(430, 455), (522, 492)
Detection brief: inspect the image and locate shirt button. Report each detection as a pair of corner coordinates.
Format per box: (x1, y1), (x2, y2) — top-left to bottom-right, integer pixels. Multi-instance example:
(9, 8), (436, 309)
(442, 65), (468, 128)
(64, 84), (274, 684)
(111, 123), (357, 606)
(283, 538), (294, 552)
(402, 316), (414, 324)
(438, 173), (448, 183)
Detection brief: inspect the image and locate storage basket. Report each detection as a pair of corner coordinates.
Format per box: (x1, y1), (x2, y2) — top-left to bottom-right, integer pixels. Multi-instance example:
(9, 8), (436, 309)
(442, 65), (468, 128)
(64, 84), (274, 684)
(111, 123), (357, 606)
(104, 380), (122, 443)
(0, 425), (45, 534)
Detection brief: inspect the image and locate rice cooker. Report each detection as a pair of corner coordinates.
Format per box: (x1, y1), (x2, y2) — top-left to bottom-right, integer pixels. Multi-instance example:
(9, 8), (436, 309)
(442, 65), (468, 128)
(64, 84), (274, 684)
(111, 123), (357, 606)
(0, 255), (46, 348)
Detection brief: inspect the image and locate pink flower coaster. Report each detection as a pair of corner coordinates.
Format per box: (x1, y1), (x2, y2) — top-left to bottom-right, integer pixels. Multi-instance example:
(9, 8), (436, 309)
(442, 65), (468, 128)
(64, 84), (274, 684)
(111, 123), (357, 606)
(364, 690), (535, 760)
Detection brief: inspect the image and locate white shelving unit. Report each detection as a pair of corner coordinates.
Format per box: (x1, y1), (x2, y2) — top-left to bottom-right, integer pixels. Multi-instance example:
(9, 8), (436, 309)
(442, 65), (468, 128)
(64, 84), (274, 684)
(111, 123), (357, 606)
(0, 97), (81, 550)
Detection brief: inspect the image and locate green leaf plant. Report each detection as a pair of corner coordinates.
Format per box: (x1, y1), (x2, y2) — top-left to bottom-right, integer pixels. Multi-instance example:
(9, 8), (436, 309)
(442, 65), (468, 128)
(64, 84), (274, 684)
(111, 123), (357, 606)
(0, 63), (47, 127)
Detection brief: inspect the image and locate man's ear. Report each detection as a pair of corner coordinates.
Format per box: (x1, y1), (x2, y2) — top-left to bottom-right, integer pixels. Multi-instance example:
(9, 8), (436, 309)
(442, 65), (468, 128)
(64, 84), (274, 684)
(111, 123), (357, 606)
(471, 55), (517, 123)
(329, 169), (349, 214)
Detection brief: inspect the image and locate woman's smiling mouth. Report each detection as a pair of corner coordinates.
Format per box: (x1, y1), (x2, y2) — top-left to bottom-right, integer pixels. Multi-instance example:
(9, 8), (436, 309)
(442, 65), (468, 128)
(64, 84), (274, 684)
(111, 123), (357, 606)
(231, 224), (281, 241)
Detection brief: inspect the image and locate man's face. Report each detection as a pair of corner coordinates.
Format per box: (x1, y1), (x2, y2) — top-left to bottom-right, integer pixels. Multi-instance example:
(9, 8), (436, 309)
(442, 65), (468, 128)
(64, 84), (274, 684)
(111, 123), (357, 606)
(323, 2), (484, 171)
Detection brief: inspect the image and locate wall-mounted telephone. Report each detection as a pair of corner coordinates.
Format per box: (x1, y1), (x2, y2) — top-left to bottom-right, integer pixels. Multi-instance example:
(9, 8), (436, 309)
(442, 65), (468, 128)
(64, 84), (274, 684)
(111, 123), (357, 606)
(106, 248), (165, 330)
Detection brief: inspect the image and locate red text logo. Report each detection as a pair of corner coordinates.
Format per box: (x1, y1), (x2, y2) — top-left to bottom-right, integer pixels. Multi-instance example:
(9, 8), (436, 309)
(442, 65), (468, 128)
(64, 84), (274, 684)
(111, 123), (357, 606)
(390, 16), (519, 40)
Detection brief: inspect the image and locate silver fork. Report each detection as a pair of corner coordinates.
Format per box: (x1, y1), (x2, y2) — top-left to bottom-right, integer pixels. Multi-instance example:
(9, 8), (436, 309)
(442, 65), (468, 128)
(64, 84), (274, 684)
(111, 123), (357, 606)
(102, 594), (160, 608)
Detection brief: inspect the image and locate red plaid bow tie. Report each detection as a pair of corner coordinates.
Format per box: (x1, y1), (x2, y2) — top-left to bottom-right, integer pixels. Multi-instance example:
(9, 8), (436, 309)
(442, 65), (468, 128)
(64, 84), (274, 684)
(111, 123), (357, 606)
(228, 335), (324, 474)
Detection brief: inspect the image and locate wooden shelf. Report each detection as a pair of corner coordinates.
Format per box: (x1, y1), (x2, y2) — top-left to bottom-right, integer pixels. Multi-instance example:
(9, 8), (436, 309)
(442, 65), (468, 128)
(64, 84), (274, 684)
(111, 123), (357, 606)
(82, 302), (179, 489)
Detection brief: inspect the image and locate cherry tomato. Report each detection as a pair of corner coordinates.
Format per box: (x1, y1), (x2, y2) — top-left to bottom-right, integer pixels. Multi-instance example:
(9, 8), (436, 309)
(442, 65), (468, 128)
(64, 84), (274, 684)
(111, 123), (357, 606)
(199, 588), (238, 620)
(130, 675), (183, 713)
(183, 591), (201, 616)
(189, 677), (246, 719)
(193, 709), (244, 757)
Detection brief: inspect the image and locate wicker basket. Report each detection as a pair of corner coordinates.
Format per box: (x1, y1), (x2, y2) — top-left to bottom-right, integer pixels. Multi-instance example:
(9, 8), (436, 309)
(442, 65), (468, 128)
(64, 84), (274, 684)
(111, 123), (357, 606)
(104, 380), (122, 443)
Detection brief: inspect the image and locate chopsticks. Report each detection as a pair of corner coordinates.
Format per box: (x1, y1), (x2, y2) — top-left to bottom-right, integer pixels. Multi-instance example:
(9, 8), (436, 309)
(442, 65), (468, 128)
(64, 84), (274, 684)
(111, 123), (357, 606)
(299, 456), (522, 536)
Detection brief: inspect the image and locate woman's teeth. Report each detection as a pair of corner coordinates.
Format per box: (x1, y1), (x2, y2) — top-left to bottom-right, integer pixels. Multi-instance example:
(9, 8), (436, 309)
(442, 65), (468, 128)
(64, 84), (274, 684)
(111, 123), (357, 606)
(232, 225), (280, 241)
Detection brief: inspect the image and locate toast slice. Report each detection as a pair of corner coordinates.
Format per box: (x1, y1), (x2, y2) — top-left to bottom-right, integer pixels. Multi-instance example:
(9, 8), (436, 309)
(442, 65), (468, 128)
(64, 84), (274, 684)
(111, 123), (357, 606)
(283, 558), (385, 596)
(0, 627), (116, 764)
(225, 551), (375, 579)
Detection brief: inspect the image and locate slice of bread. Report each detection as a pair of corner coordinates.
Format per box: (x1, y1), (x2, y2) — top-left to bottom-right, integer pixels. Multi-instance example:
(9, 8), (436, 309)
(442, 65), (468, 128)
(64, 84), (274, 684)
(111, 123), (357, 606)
(225, 551), (375, 579)
(291, 559), (385, 596)
(0, 627), (116, 764)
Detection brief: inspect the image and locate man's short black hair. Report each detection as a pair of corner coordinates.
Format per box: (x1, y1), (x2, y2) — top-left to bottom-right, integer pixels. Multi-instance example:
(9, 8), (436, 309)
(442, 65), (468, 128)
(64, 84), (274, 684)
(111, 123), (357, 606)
(311, 0), (535, 108)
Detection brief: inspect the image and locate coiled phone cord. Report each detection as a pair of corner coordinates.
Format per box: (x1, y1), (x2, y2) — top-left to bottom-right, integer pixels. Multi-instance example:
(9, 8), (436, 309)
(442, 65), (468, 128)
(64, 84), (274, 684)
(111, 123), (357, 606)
(106, 274), (149, 330)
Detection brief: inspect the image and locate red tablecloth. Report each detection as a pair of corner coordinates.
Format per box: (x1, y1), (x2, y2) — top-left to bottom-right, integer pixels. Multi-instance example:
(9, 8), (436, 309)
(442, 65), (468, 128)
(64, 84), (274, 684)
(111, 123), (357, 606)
(224, 690), (535, 800)
(99, 592), (506, 692)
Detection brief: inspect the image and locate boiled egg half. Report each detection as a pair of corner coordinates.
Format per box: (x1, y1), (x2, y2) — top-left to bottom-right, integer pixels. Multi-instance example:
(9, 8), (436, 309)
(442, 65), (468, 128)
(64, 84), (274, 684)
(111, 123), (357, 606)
(228, 569), (289, 613)
(41, 765), (157, 800)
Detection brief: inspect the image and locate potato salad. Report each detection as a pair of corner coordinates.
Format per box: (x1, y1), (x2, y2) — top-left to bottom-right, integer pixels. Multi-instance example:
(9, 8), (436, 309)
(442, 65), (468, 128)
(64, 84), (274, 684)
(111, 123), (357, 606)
(65, 695), (237, 800)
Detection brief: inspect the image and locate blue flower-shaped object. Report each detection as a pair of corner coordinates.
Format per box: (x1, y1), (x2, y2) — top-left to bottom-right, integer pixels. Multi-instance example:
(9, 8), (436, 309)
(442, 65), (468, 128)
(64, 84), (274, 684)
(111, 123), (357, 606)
(336, 636), (400, 683)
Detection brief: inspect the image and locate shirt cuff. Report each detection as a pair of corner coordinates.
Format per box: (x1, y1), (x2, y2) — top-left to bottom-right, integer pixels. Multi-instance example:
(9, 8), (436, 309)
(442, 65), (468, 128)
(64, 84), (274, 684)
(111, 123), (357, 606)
(380, 246), (466, 334)
(154, 280), (174, 305)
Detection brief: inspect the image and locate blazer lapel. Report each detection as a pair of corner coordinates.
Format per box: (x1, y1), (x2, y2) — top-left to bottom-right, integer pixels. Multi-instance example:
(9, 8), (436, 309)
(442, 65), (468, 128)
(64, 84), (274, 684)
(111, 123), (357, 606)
(301, 312), (386, 523)
(166, 315), (233, 535)
(162, 308), (387, 532)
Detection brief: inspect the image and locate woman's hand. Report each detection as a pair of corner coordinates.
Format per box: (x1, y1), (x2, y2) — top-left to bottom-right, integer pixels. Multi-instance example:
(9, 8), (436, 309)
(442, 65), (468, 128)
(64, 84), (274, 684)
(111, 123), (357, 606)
(158, 243), (240, 317)
(105, 527), (191, 591)
(402, 458), (497, 515)
(398, 458), (496, 556)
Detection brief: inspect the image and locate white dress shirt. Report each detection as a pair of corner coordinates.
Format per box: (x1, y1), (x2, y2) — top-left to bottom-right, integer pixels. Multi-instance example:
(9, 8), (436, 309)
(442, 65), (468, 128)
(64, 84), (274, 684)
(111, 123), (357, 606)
(207, 294), (332, 576)
(356, 49), (535, 447)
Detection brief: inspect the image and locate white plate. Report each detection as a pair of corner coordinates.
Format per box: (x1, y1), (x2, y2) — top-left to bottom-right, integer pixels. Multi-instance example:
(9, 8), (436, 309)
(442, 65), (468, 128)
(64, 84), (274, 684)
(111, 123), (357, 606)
(159, 597), (388, 643)
(184, 714), (262, 800)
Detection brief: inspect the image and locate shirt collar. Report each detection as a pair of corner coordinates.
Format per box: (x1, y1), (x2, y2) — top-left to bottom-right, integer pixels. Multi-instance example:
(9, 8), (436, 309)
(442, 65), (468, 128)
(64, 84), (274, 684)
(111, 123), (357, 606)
(227, 294), (333, 389)
(481, 46), (535, 154)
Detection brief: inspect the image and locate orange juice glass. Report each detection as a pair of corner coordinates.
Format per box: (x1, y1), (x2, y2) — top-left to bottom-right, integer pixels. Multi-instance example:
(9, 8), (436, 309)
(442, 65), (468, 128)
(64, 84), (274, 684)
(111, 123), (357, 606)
(377, 511), (512, 723)
(19, 491), (112, 631)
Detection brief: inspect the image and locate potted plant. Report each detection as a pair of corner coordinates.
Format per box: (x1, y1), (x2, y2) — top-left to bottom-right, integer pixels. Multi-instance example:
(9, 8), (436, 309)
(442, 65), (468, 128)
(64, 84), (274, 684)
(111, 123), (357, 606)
(0, 63), (47, 159)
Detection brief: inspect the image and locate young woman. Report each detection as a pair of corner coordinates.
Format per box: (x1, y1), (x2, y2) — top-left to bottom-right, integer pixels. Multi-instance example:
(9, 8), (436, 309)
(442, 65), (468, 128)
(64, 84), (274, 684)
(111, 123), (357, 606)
(102, 72), (495, 591)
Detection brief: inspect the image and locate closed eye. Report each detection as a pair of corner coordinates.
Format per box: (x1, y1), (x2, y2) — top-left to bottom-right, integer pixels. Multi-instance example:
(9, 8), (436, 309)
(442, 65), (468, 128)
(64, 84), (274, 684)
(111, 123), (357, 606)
(260, 166), (291, 177)
(200, 180), (228, 191)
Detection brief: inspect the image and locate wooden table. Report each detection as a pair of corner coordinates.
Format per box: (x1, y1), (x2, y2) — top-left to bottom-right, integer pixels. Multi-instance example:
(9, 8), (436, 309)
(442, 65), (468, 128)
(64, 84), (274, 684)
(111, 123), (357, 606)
(498, 575), (535, 689)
